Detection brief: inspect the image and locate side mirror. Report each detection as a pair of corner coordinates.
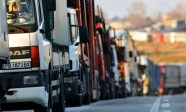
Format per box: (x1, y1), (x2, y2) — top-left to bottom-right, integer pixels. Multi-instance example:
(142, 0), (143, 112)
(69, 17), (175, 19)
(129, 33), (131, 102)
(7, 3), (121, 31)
(67, 0), (76, 8)
(46, 0), (56, 11)
(129, 51), (133, 58)
(79, 26), (89, 43)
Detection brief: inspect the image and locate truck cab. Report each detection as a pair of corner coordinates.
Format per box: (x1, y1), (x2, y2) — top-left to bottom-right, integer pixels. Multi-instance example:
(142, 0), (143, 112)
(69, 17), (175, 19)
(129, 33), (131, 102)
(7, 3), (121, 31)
(64, 8), (83, 106)
(109, 39), (120, 98)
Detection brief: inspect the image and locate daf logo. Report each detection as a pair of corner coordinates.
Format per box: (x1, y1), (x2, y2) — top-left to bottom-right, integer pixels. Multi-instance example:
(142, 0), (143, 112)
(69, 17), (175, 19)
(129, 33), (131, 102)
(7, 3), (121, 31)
(10, 50), (30, 56)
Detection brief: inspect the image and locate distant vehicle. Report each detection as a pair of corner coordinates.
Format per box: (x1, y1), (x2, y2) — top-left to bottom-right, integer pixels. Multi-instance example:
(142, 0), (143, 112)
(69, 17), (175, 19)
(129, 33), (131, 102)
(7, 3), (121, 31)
(147, 61), (161, 96)
(110, 42), (120, 98)
(162, 63), (186, 94)
(179, 64), (186, 88)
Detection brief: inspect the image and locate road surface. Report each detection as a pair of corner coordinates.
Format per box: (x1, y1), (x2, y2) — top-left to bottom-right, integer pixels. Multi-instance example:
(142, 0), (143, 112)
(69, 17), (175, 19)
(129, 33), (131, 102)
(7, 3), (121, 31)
(3, 94), (186, 112)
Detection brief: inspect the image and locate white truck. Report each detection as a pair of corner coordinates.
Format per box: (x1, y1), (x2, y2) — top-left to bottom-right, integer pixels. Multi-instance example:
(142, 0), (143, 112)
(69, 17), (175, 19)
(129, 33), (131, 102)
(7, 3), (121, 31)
(117, 30), (140, 96)
(109, 42), (120, 98)
(64, 7), (89, 106)
(0, 0), (9, 63)
(0, 0), (74, 112)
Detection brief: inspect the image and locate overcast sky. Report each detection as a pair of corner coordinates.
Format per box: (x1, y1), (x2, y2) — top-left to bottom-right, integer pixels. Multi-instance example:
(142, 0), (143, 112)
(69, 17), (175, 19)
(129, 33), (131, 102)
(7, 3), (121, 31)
(95, 0), (186, 19)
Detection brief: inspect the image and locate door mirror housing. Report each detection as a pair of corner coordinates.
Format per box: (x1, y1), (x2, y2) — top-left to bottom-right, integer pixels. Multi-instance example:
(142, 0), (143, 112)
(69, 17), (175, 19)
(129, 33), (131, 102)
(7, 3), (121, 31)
(79, 26), (89, 43)
(46, 0), (56, 11)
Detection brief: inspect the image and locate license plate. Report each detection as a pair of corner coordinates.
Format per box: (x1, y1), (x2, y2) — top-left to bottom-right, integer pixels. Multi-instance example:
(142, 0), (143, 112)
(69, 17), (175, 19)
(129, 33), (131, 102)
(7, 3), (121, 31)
(2, 61), (31, 69)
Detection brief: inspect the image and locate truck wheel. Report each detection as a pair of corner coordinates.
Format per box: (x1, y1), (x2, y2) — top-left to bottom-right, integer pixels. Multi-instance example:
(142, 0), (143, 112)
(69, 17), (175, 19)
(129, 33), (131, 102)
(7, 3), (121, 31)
(100, 80), (105, 100)
(83, 69), (91, 104)
(110, 78), (115, 99)
(34, 104), (50, 112)
(52, 71), (65, 112)
(83, 94), (90, 104)
(105, 78), (110, 100)
(74, 96), (82, 106)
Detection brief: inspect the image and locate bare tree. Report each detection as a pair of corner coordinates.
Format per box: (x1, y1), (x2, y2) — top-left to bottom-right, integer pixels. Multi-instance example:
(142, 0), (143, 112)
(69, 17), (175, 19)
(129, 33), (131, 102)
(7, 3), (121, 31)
(167, 2), (186, 20)
(127, 2), (147, 28)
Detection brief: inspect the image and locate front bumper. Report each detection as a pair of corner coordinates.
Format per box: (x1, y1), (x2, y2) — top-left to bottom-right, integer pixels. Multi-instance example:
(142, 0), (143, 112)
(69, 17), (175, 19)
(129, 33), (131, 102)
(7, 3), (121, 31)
(0, 71), (48, 106)
(5, 87), (48, 107)
(64, 71), (82, 99)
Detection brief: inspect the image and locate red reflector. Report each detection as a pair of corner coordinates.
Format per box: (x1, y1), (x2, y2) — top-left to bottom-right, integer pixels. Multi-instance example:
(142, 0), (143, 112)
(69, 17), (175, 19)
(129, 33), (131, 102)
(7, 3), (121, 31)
(31, 46), (40, 67)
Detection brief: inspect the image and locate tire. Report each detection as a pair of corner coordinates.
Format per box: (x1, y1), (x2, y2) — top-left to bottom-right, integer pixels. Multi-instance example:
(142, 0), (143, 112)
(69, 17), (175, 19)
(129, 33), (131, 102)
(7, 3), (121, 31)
(83, 68), (91, 104)
(83, 94), (90, 105)
(110, 78), (115, 99)
(52, 71), (65, 112)
(34, 104), (50, 112)
(105, 78), (110, 100)
(115, 86), (119, 98)
(74, 96), (82, 106)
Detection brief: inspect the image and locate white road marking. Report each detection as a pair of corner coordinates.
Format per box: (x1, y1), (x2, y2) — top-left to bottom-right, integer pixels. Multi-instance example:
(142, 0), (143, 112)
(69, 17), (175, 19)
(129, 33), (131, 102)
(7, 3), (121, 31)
(162, 103), (170, 108)
(164, 96), (171, 99)
(163, 99), (169, 102)
(162, 110), (171, 112)
(150, 97), (161, 112)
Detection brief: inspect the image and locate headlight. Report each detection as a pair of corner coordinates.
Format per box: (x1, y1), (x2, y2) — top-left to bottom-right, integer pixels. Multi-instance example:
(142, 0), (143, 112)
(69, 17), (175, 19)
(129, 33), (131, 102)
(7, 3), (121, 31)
(23, 76), (38, 85)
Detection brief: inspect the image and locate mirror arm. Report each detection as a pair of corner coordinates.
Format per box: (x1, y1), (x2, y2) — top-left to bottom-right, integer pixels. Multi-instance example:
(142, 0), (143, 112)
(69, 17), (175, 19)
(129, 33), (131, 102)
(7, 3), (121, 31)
(40, 12), (55, 34)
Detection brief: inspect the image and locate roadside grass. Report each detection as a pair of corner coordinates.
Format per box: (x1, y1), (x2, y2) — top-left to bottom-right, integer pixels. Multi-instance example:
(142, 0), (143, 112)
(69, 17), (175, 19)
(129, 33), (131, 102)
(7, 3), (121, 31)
(134, 41), (186, 63)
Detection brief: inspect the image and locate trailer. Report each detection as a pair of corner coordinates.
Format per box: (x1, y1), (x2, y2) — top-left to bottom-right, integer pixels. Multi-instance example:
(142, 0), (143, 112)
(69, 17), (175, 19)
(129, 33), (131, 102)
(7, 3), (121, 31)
(148, 61), (161, 95)
(164, 64), (180, 94)
(179, 64), (186, 88)
(163, 63), (186, 94)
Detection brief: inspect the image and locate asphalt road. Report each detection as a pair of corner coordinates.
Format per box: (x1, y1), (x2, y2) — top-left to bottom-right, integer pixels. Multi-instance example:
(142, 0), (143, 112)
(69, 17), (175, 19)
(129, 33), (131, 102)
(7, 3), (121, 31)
(66, 94), (186, 112)
(3, 94), (186, 112)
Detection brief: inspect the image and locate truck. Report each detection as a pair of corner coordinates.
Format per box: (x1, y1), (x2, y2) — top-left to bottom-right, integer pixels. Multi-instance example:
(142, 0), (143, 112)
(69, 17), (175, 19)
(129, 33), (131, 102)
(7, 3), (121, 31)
(115, 30), (140, 96)
(69, 0), (102, 102)
(148, 61), (161, 96)
(0, 0), (10, 111)
(179, 64), (186, 90)
(95, 10), (116, 100)
(64, 0), (90, 106)
(109, 38), (121, 98)
(64, 0), (112, 105)
(0, 0), (9, 63)
(1, 0), (75, 112)
(163, 63), (186, 94)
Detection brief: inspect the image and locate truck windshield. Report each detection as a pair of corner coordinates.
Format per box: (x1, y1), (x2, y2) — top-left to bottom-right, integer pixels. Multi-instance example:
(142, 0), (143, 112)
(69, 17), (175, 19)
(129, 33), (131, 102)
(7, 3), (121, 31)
(7, 0), (37, 33)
